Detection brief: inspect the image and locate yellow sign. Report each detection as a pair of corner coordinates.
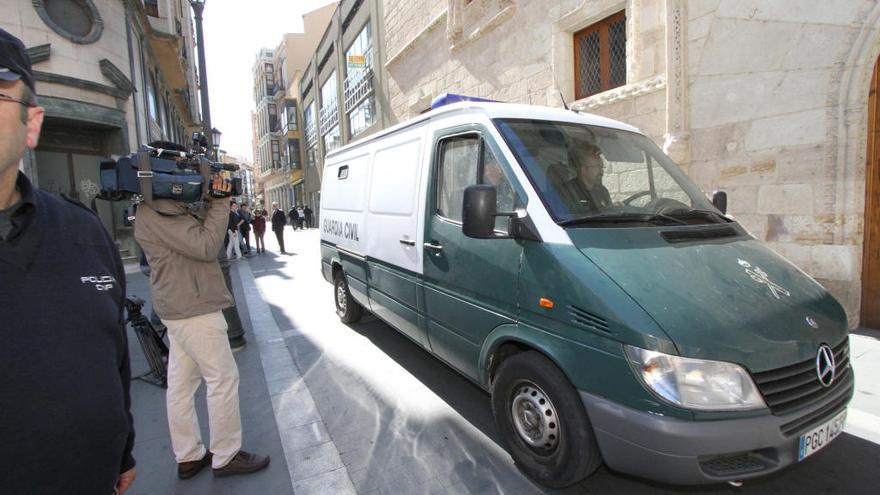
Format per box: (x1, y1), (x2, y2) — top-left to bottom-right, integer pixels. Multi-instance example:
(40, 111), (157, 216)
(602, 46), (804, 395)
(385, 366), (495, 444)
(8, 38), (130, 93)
(347, 54), (367, 69)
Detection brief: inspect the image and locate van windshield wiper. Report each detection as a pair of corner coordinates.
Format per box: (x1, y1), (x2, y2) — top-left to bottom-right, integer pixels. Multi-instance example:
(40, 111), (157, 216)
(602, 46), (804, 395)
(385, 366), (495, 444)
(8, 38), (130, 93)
(559, 212), (688, 226)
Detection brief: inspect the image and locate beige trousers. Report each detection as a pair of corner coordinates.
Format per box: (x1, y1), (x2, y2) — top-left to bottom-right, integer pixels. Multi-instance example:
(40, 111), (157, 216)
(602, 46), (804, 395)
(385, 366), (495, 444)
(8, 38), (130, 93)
(163, 311), (242, 468)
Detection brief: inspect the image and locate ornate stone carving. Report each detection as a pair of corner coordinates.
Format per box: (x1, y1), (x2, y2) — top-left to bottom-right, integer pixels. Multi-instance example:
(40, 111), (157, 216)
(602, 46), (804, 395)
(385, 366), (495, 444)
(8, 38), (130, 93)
(571, 74), (666, 110)
(663, 0), (690, 164)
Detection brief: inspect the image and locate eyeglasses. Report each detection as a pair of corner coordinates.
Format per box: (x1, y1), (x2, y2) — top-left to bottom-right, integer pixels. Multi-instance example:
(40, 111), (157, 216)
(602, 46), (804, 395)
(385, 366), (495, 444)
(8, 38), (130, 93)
(0, 91), (36, 108)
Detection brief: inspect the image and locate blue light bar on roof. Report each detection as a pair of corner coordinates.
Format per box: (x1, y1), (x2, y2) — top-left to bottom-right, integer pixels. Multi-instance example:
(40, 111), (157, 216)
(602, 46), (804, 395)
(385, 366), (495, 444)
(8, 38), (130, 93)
(430, 93), (498, 110)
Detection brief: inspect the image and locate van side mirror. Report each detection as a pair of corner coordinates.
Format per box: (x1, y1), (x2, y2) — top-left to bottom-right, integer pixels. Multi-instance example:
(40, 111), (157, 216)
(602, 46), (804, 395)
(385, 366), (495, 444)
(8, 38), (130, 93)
(711, 190), (727, 215)
(462, 185), (496, 238)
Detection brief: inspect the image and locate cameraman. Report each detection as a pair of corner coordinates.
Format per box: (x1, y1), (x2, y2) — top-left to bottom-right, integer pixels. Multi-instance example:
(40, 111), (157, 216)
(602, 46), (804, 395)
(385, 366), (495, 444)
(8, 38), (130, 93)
(135, 159), (269, 479)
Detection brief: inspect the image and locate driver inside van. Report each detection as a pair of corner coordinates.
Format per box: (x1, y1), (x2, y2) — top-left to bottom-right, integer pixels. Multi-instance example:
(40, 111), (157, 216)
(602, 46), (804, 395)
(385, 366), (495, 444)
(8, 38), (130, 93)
(548, 143), (612, 213)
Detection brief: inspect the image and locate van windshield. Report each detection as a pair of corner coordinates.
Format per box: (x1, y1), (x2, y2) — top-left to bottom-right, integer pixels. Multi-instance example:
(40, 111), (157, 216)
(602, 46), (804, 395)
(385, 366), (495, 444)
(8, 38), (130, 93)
(494, 118), (726, 226)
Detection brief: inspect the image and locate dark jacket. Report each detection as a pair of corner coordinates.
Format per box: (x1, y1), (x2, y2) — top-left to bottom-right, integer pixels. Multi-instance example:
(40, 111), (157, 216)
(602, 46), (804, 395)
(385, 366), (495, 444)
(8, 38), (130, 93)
(271, 208), (286, 231)
(135, 198), (234, 320)
(0, 173), (135, 494)
(252, 214), (266, 234)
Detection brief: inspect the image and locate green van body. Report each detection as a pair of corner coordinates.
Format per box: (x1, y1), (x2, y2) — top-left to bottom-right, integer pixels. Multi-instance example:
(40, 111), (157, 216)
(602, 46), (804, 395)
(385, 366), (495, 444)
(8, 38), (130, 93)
(319, 102), (852, 485)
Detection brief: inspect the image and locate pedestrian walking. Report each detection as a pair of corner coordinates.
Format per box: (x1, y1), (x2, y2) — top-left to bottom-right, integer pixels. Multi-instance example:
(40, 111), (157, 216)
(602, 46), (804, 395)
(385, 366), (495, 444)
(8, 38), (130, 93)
(303, 205), (313, 229)
(288, 205), (299, 231)
(296, 205), (305, 230)
(252, 208), (266, 253)
(136, 195), (270, 479)
(226, 200), (243, 260)
(0, 29), (137, 494)
(238, 203), (252, 254)
(271, 202), (287, 253)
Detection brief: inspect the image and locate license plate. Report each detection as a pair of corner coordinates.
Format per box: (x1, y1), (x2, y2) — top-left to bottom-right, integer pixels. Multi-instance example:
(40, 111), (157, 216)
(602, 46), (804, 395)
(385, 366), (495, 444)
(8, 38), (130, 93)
(798, 409), (846, 461)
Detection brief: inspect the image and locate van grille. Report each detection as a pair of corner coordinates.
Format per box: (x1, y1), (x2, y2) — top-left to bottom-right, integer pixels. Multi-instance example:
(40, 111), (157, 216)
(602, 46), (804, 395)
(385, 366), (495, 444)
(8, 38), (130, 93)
(660, 226), (740, 243)
(568, 306), (610, 334)
(751, 339), (851, 418)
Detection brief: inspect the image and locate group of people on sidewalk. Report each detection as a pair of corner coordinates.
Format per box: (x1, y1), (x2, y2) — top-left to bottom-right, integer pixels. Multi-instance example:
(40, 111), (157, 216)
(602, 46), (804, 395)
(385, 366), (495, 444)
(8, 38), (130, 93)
(227, 202), (315, 258)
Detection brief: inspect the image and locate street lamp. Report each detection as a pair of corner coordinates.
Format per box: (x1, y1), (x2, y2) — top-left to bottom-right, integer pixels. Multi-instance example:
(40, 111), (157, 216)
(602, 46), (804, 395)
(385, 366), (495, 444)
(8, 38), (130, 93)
(211, 127), (222, 156)
(188, 0), (246, 350)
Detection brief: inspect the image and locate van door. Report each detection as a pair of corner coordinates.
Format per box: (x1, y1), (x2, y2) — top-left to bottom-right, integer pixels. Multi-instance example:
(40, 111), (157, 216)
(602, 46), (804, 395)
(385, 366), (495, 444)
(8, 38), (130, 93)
(422, 126), (522, 379)
(364, 134), (429, 347)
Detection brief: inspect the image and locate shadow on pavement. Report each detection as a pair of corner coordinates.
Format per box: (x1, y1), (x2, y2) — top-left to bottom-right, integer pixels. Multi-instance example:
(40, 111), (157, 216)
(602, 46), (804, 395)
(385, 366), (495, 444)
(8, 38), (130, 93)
(338, 314), (880, 495)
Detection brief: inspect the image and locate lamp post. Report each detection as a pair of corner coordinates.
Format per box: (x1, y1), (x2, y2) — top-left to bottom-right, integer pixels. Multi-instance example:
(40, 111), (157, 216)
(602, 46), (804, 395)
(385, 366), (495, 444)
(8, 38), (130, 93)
(211, 127), (222, 157)
(189, 0), (246, 349)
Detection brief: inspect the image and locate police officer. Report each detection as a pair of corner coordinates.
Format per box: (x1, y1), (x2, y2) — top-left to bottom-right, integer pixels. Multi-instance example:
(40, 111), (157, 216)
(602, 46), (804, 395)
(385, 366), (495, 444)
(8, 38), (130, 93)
(0, 29), (137, 494)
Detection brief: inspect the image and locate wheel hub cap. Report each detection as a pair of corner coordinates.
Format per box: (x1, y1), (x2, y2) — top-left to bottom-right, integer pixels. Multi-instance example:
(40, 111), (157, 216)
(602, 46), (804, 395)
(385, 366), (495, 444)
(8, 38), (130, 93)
(511, 382), (559, 450)
(336, 284), (346, 311)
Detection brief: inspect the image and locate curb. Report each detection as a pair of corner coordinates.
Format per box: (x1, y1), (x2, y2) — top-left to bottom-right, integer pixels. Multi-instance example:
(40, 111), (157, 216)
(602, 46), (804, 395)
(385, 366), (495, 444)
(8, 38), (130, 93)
(236, 259), (357, 495)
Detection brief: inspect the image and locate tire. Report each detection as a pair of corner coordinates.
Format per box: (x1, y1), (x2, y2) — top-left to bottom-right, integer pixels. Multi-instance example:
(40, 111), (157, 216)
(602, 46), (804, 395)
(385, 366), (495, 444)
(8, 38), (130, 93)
(334, 270), (364, 324)
(491, 351), (602, 488)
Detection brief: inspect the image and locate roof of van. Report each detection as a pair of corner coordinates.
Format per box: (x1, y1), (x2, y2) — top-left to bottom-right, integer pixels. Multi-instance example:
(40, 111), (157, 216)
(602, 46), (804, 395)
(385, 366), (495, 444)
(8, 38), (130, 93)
(326, 101), (642, 158)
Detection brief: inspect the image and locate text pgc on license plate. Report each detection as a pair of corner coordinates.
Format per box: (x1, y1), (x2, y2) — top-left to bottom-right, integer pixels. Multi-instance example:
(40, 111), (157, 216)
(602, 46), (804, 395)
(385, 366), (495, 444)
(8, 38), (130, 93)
(798, 409), (847, 461)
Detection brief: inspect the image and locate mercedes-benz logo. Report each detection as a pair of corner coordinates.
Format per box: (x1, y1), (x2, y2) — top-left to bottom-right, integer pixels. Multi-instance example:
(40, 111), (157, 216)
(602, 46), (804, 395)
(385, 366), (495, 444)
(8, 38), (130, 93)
(816, 345), (836, 388)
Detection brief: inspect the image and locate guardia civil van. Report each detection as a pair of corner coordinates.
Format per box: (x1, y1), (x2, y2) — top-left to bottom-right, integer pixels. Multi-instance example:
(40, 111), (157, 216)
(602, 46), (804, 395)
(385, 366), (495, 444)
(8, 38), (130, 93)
(319, 95), (852, 487)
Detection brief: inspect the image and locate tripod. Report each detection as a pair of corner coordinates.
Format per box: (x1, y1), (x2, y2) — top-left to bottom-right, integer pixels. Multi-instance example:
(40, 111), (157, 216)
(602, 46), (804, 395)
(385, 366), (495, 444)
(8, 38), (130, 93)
(125, 296), (169, 388)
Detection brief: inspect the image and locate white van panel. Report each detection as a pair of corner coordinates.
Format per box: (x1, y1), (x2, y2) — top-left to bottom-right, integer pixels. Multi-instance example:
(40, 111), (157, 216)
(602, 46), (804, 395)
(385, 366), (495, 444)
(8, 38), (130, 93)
(321, 151), (371, 253)
(364, 134), (425, 275)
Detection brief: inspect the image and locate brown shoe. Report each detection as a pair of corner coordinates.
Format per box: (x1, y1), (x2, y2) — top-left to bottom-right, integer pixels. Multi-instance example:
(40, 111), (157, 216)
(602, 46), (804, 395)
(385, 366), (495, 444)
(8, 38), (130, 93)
(178, 451), (212, 479)
(212, 450), (270, 477)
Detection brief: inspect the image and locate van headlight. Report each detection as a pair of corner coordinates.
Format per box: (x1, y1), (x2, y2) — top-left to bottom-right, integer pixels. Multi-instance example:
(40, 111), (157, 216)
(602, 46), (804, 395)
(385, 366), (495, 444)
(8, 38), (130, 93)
(624, 345), (766, 411)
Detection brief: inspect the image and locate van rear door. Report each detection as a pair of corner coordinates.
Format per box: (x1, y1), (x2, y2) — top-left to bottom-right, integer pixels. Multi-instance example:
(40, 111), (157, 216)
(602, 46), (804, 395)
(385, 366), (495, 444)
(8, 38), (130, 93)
(422, 126), (521, 379)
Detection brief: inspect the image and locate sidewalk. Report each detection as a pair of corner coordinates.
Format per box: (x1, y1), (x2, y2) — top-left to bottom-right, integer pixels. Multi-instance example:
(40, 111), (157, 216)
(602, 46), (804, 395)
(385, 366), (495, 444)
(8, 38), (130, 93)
(125, 262), (295, 495)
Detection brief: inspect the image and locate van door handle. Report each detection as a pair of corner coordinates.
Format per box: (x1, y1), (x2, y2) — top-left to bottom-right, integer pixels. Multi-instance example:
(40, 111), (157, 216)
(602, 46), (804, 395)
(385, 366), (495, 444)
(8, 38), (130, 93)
(399, 238), (416, 246)
(423, 242), (443, 252)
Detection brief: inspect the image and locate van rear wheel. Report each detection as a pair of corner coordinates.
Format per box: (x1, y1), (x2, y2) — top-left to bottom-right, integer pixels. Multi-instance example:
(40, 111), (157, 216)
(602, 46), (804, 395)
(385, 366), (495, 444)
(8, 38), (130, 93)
(334, 271), (364, 323)
(491, 351), (602, 488)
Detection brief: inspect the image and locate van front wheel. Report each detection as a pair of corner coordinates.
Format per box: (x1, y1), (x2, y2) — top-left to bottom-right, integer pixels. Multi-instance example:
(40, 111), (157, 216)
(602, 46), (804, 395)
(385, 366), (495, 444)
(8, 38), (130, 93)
(334, 271), (364, 323)
(491, 351), (602, 488)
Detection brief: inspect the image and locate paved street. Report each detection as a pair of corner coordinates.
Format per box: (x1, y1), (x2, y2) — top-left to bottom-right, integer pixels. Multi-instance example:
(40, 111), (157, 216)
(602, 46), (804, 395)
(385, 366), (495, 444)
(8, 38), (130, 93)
(125, 229), (880, 494)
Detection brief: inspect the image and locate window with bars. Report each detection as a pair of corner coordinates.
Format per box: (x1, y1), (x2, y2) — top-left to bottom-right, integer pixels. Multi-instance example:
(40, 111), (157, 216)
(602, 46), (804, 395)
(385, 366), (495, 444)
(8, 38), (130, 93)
(574, 11), (626, 99)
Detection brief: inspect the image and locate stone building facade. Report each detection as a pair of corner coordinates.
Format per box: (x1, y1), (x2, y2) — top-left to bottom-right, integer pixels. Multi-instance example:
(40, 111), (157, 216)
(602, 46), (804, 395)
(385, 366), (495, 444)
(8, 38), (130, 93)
(299, 0), (394, 221)
(1, 0), (201, 258)
(382, 0), (880, 328)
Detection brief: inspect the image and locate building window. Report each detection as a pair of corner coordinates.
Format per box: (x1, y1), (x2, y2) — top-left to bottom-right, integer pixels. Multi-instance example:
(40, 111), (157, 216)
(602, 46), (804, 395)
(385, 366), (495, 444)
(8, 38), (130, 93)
(268, 103), (278, 132)
(348, 94), (374, 138)
(574, 11), (626, 99)
(304, 102), (317, 148)
(320, 72), (339, 136)
(144, 0), (159, 17)
(283, 101), (297, 133)
(345, 22), (375, 135)
(306, 146), (317, 168)
(33, 0), (104, 44)
(323, 126), (341, 155)
(271, 140), (281, 167)
(146, 73), (158, 122)
(287, 139), (301, 169)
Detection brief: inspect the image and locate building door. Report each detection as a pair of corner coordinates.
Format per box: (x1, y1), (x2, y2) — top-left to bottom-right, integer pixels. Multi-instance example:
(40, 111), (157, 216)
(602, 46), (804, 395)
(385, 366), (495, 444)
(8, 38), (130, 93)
(862, 54), (880, 329)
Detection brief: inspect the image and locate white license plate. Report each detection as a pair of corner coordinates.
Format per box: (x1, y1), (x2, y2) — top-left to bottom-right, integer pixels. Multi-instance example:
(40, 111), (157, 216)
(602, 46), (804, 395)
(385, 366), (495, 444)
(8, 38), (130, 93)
(798, 409), (847, 461)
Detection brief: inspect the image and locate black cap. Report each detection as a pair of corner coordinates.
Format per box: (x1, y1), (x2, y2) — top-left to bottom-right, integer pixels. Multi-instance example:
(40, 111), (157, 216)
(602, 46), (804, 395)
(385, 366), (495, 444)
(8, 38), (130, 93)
(0, 28), (34, 92)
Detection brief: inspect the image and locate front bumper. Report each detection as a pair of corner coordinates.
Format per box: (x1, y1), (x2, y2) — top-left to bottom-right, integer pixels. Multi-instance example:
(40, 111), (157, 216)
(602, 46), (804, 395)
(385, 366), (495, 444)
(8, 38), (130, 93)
(580, 376), (853, 485)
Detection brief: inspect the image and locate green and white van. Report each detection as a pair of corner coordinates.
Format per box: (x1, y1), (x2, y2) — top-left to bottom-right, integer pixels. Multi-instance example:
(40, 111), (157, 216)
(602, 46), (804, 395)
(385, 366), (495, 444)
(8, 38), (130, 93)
(319, 98), (852, 487)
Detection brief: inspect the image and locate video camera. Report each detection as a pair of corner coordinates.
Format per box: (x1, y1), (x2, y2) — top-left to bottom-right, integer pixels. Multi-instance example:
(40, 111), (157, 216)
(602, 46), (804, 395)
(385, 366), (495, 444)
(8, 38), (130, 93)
(97, 138), (242, 203)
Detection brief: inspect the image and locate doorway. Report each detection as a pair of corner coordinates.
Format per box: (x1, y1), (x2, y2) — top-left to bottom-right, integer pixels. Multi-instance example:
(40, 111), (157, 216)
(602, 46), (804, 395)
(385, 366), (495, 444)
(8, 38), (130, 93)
(862, 54), (880, 328)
